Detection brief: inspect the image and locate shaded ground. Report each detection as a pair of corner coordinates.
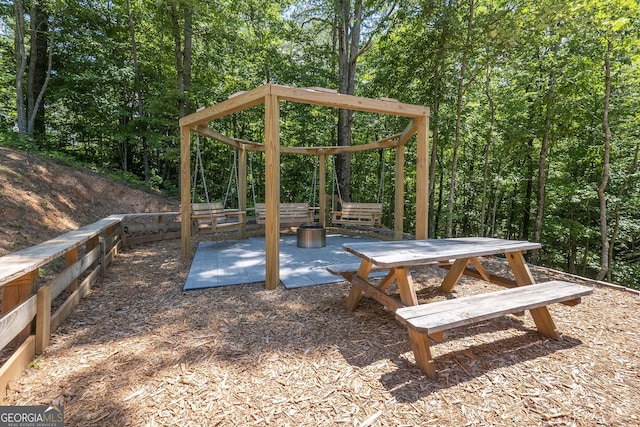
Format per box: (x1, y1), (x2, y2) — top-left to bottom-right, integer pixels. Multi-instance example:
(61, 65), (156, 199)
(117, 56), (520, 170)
(5, 233), (640, 426)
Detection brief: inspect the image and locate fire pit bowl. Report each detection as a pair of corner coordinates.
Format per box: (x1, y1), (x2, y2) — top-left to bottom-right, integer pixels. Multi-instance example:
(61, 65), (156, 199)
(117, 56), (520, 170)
(296, 223), (326, 248)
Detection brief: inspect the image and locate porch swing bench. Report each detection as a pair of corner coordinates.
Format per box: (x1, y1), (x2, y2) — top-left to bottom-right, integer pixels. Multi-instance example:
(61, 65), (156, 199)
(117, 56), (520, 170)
(254, 203), (314, 225)
(332, 202), (383, 227)
(190, 202), (245, 232)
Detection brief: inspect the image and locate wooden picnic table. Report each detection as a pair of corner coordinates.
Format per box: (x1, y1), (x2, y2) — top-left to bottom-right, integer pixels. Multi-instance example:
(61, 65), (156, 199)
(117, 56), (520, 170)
(341, 237), (542, 311)
(333, 237), (595, 379)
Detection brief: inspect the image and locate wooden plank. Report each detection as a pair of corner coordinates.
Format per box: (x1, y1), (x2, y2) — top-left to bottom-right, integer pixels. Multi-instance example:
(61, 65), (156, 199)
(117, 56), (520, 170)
(50, 245), (100, 299)
(395, 281), (593, 335)
(415, 114), (429, 239)
(255, 203), (313, 225)
(0, 336), (35, 401)
(407, 329), (436, 379)
(506, 251), (535, 285)
(264, 93), (280, 290)
(280, 133), (403, 155)
(343, 238), (542, 268)
(326, 263), (391, 275)
(438, 264), (517, 288)
(35, 285), (51, 354)
(395, 141), (405, 240)
(1, 271), (37, 314)
(440, 257), (470, 293)
(395, 267), (419, 306)
(195, 126), (405, 156)
(65, 247), (79, 291)
(0, 215), (124, 288)
(180, 125), (192, 259)
(0, 294), (37, 351)
(333, 203), (383, 226)
(272, 84), (429, 118)
(50, 264), (100, 331)
(350, 274), (405, 312)
(179, 84), (270, 128)
(1, 270), (38, 345)
(346, 261), (372, 311)
(193, 125), (246, 150)
(326, 260), (440, 276)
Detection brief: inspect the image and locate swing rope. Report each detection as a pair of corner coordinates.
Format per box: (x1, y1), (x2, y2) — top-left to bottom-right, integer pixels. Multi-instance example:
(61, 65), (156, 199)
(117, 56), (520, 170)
(223, 149), (238, 208)
(377, 148), (386, 203)
(249, 151), (257, 210)
(309, 157), (318, 208)
(332, 155), (343, 209)
(191, 135), (211, 205)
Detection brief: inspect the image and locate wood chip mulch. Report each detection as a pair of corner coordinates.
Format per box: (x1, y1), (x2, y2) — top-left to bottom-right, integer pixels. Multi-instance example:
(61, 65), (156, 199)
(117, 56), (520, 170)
(4, 232), (640, 426)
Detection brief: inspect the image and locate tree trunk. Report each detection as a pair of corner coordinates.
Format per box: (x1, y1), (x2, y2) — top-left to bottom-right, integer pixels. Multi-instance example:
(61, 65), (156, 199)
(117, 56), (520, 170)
(530, 69), (556, 264)
(335, 0), (364, 203)
(128, 0), (148, 180)
(447, 0), (474, 237)
(428, 7), (451, 238)
(507, 182), (518, 240)
(522, 139), (534, 241)
(480, 66), (495, 237)
(595, 39), (612, 281)
(607, 138), (639, 281)
(14, 0), (28, 135)
(27, 1), (48, 138)
(171, 2), (192, 118)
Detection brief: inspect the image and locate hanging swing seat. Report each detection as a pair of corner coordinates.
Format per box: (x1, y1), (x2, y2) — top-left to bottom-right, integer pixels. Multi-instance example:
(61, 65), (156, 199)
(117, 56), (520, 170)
(190, 203), (245, 232)
(254, 203), (314, 225)
(332, 202), (383, 227)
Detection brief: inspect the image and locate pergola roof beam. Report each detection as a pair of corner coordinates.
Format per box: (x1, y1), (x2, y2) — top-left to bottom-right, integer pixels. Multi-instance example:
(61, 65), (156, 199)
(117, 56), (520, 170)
(194, 126), (406, 155)
(272, 85), (429, 118)
(180, 85), (270, 128)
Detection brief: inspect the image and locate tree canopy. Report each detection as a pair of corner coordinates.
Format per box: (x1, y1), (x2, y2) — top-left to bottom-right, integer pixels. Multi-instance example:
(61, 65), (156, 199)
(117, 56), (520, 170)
(1, 0), (639, 289)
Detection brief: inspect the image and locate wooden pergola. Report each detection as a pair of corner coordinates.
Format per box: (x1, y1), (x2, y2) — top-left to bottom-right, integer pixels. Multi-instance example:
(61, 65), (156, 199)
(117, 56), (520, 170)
(179, 83), (430, 290)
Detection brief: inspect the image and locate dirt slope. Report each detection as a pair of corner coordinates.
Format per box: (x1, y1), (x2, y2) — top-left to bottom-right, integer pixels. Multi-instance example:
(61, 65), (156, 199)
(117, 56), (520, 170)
(0, 146), (179, 255)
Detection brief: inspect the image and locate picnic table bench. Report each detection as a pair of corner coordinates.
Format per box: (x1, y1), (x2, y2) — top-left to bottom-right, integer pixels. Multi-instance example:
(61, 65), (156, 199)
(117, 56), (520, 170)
(332, 202), (383, 227)
(395, 280), (593, 378)
(254, 203), (314, 225)
(191, 202), (245, 232)
(329, 237), (593, 379)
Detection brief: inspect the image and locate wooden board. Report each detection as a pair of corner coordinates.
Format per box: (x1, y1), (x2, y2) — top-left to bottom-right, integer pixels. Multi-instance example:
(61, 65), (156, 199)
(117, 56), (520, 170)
(0, 215), (125, 287)
(332, 203), (383, 226)
(343, 237), (541, 268)
(255, 203), (313, 225)
(395, 281), (593, 334)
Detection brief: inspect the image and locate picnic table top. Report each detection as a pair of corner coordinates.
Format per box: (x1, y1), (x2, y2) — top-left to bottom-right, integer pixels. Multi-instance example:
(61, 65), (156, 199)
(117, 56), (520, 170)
(342, 237), (541, 268)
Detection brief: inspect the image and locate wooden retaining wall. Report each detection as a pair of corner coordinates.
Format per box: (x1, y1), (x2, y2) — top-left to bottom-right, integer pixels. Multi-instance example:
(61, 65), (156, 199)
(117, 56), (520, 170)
(0, 212), (179, 401)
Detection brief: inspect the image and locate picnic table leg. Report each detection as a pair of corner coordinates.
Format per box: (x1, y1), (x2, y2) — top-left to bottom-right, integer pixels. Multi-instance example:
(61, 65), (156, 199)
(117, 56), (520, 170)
(506, 251), (558, 339)
(395, 267), (419, 306)
(440, 257), (470, 293)
(407, 329), (437, 379)
(346, 260), (372, 311)
(470, 257), (490, 281)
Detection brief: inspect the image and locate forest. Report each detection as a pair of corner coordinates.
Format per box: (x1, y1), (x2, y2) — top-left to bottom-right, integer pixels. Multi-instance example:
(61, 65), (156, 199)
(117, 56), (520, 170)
(1, 0), (638, 289)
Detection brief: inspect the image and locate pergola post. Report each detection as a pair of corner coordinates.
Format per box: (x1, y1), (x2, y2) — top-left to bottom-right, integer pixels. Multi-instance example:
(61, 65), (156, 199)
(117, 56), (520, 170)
(264, 94), (281, 290)
(238, 147), (247, 240)
(394, 146), (405, 240)
(319, 154), (327, 227)
(180, 125), (192, 259)
(415, 114), (430, 239)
